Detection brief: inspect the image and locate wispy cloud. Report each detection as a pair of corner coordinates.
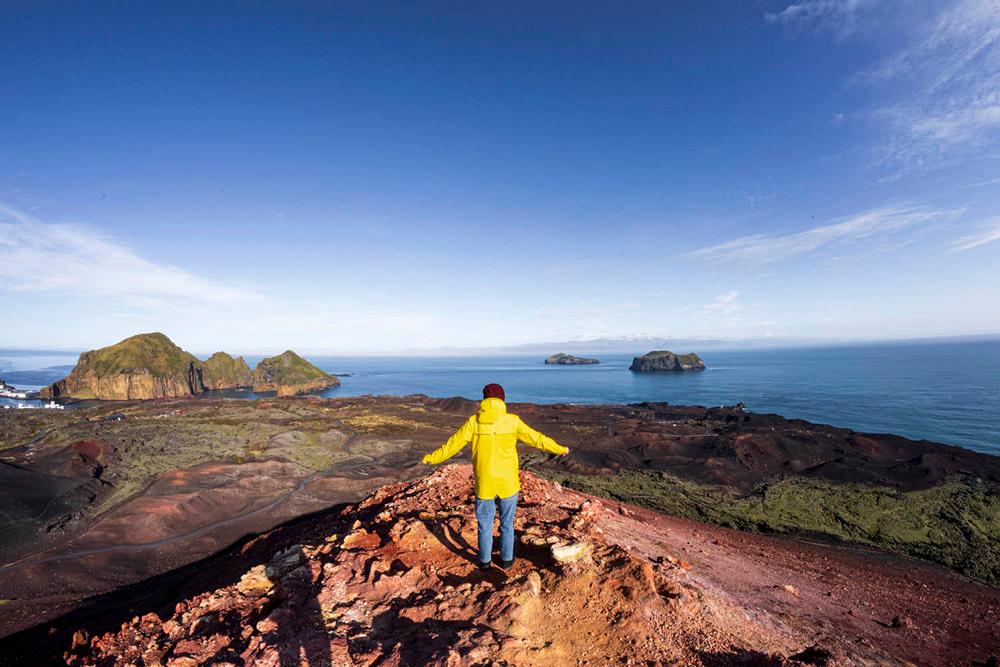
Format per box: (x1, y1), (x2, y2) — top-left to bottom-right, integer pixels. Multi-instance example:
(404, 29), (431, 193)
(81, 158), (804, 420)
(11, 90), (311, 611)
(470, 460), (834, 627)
(700, 290), (742, 315)
(765, 0), (881, 38)
(0, 203), (265, 308)
(863, 0), (1000, 173)
(687, 203), (963, 264)
(951, 215), (1000, 251)
(769, 0), (1000, 175)
(0, 203), (446, 352)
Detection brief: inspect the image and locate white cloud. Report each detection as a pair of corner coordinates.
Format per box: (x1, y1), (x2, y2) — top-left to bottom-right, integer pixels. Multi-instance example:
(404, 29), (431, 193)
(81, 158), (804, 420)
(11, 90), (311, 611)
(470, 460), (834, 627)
(863, 0), (1000, 173)
(687, 203), (963, 264)
(951, 215), (1000, 251)
(765, 0), (880, 37)
(0, 203), (265, 308)
(700, 290), (742, 315)
(769, 0), (1000, 174)
(0, 203), (445, 353)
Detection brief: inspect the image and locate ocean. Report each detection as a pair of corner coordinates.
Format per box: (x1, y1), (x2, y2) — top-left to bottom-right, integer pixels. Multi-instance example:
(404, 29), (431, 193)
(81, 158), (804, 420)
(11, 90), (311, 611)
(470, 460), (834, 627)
(2, 340), (998, 456)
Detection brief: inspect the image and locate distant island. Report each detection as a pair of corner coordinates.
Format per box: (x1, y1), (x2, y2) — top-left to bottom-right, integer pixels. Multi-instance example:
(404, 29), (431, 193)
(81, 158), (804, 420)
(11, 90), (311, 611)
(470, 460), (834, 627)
(39, 332), (340, 400)
(251, 350), (338, 397)
(629, 350), (705, 372)
(544, 353), (601, 365)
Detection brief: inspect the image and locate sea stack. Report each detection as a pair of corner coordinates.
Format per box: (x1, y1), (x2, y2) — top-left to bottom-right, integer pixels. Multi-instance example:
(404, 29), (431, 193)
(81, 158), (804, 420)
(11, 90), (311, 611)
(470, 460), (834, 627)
(629, 350), (705, 372)
(251, 350), (340, 397)
(544, 353), (601, 365)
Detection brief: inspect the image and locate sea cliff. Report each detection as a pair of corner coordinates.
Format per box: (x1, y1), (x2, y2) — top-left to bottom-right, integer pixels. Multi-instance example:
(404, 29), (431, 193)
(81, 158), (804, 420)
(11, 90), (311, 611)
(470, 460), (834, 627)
(40, 333), (204, 400)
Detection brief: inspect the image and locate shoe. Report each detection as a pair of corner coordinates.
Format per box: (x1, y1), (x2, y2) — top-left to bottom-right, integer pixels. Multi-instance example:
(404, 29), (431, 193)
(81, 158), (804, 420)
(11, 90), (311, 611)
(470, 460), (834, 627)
(499, 559), (514, 570)
(477, 560), (491, 570)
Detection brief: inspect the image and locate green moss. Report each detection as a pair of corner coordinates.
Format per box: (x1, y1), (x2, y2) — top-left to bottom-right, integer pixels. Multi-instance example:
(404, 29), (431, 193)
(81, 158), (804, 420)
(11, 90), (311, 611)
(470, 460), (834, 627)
(544, 469), (1000, 586)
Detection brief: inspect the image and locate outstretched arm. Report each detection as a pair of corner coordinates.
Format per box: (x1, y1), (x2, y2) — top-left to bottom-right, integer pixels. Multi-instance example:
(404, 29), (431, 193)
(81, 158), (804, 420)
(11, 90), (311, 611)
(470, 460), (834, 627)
(422, 416), (476, 464)
(516, 417), (569, 455)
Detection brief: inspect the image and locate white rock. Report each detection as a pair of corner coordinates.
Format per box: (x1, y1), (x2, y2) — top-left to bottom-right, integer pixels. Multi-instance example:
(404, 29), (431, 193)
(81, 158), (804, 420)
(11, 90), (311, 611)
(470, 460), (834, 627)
(551, 542), (587, 564)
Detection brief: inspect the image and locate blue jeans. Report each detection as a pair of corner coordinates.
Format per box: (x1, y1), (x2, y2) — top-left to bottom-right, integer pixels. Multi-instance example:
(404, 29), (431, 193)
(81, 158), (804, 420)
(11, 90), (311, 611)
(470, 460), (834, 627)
(475, 492), (518, 564)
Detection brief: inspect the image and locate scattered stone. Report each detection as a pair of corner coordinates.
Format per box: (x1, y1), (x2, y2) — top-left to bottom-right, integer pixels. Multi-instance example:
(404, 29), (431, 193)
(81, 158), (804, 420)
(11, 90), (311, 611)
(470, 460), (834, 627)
(70, 630), (88, 649)
(236, 565), (275, 595)
(788, 645), (833, 665)
(551, 542), (588, 564)
(524, 571), (542, 597)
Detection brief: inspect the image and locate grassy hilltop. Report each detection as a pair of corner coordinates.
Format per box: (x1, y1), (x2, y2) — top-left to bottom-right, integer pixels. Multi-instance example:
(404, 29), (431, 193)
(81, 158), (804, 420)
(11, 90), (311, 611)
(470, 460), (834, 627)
(84, 332), (200, 379)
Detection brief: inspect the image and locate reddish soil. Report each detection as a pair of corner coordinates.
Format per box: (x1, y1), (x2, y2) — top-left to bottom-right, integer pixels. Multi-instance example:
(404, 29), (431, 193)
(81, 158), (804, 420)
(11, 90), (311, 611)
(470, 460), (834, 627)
(54, 465), (1000, 667)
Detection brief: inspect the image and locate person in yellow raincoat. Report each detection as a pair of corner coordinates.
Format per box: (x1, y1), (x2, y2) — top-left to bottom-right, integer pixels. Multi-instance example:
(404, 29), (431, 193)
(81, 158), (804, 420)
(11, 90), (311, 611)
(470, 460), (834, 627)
(422, 383), (569, 570)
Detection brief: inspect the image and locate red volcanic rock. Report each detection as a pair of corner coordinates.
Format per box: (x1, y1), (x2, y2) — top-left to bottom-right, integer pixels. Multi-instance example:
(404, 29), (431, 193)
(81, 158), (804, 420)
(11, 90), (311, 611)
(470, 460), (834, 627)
(62, 464), (1000, 666)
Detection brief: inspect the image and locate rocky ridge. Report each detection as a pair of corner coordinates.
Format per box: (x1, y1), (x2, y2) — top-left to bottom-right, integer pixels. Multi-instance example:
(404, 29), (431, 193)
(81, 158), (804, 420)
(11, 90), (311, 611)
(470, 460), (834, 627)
(65, 465), (848, 667)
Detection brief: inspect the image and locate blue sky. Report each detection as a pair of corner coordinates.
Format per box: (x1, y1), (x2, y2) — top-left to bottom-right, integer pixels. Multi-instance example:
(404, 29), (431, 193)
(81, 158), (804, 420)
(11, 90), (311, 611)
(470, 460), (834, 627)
(1, 1), (999, 353)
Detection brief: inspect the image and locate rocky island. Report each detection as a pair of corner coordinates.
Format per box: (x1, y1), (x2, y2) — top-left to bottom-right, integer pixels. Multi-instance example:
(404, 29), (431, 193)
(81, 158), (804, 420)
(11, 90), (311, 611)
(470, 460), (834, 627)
(201, 352), (254, 390)
(40, 333), (339, 400)
(629, 350), (705, 372)
(544, 353), (601, 365)
(40, 332), (205, 400)
(251, 350), (340, 396)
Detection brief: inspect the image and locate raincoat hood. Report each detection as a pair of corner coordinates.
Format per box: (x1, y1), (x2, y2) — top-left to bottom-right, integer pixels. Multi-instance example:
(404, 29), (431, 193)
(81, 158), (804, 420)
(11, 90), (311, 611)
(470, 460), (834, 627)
(477, 397), (507, 424)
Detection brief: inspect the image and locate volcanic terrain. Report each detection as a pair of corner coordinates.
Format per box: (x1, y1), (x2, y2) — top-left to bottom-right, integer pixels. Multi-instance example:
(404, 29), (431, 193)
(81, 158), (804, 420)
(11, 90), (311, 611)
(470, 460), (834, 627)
(1, 395), (998, 665)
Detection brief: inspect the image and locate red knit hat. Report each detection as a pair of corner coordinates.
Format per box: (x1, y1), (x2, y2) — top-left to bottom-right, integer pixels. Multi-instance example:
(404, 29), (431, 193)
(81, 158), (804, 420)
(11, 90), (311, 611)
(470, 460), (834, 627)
(482, 383), (505, 401)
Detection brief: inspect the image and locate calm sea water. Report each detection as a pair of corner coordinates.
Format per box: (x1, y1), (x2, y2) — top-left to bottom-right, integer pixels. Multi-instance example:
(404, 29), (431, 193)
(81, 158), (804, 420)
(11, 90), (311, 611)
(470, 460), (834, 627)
(2, 341), (998, 455)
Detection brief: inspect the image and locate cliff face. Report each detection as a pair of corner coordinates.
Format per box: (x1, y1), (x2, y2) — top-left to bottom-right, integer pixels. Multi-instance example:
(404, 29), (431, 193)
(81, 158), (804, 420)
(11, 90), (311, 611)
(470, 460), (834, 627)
(252, 350), (339, 396)
(545, 353), (601, 365)
(629, 350), (705, 372)
(201, 352), (254, 390)
(41, 333), (205, 400)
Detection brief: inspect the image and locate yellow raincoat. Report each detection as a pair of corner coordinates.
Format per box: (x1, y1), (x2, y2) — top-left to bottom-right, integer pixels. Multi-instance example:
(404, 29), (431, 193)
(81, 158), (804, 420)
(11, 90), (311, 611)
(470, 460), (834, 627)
(422, 397), (568, 499)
